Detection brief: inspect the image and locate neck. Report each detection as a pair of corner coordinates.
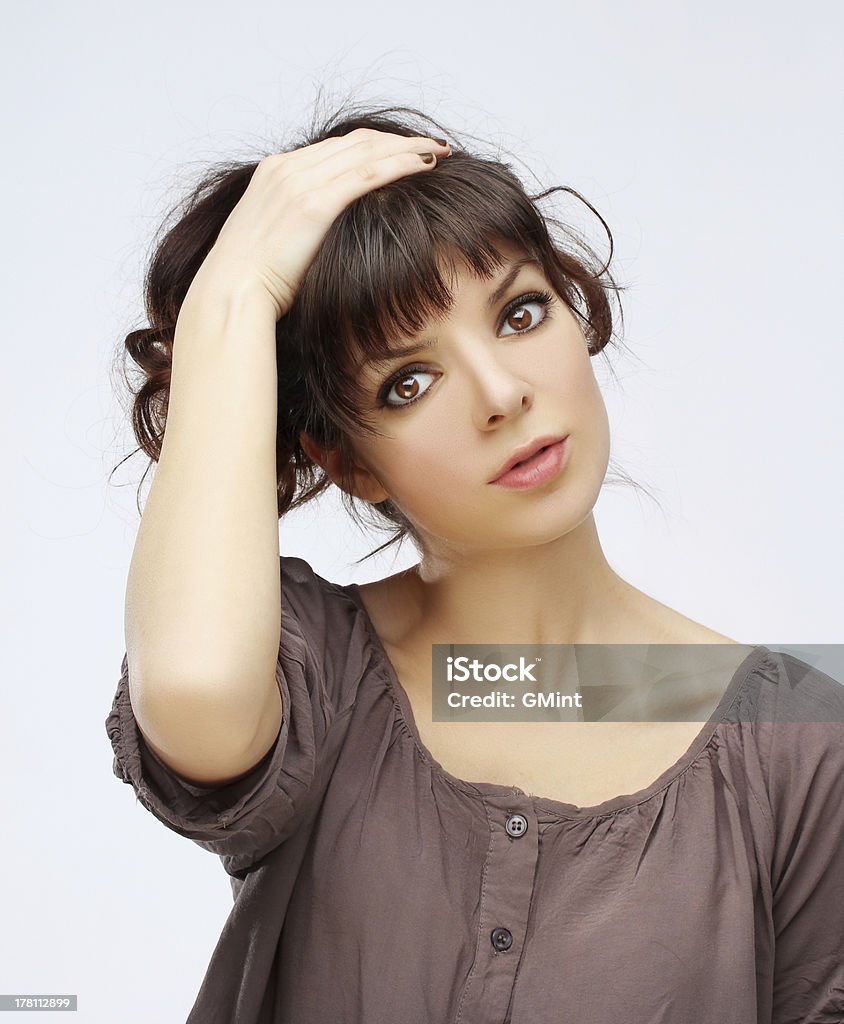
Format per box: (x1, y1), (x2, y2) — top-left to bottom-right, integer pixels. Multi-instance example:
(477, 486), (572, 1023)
(404, 513), (649, 646)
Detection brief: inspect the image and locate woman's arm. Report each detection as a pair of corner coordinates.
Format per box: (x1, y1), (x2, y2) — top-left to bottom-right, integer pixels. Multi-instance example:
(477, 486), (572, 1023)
(123, 273), (284, 787)
(120, 130), (452, 788)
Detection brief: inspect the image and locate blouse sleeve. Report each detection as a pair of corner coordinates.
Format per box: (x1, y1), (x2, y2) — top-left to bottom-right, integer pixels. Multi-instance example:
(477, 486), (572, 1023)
(105, 556), (364, 875)
(759, 651), (844, 1022)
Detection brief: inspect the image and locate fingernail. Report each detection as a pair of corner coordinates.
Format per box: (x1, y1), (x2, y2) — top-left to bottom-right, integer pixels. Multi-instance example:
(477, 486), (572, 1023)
(420, 152), (435, 164)
(433, 136), (449, 147)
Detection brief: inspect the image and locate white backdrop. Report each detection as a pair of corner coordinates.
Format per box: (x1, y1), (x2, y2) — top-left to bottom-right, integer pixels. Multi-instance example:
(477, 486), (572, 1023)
(4, 0), (842, 1020)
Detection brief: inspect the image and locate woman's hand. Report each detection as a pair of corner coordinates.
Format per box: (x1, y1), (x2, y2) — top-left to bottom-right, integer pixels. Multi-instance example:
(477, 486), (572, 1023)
(193, 128), (452, 322)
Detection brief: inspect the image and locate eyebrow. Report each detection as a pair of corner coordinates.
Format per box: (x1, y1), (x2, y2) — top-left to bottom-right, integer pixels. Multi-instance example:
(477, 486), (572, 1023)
(358, 256), (544, 369)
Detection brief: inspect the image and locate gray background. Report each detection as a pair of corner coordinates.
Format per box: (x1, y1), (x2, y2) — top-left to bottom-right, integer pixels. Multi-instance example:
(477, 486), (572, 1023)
(3, 0), (842, 1020)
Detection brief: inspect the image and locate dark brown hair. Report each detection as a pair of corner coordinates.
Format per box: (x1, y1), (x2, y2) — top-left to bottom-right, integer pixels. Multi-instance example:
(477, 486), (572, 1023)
(112, 100), (652, 564)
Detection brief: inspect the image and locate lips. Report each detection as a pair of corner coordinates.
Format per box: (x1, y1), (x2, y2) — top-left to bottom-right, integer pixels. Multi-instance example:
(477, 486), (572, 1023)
(489, 434), (568, 483)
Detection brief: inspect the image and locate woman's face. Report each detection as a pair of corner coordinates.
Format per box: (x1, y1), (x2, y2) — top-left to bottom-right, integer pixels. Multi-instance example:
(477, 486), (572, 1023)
(308, 243), (611, 555)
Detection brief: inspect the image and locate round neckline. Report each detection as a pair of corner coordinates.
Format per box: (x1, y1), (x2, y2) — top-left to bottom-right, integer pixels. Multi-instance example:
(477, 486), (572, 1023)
(340, 580), (771, 821)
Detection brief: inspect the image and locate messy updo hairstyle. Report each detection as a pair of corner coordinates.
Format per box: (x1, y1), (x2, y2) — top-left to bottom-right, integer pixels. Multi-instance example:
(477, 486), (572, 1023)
(112, 100), (646, 564)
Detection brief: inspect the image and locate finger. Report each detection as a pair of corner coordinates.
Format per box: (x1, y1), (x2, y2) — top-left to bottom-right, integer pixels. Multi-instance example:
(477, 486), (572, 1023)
(273, 128), (450, 179)
(309, 132), (451, 184)
(315, 146), (448, 212)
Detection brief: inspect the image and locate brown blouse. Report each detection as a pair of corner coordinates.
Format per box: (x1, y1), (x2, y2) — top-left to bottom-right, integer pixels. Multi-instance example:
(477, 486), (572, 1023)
(105, 555), (844, 1023)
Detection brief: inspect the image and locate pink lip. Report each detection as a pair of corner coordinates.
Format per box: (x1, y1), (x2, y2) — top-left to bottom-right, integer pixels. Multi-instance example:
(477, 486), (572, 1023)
(490, 434), (568, 482)
(490, 437), (569, 490)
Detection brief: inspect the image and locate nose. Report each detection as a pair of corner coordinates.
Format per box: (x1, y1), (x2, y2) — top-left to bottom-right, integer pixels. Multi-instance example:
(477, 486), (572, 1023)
(466, 355), (535, 428)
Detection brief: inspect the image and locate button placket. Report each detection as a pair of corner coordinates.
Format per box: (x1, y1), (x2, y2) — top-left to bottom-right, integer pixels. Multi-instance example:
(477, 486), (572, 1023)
(455, 794), (539, 1024)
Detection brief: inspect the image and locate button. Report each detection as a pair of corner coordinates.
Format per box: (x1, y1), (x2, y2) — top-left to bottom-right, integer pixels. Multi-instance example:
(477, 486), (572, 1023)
(490, 927), (513, 952)
(505, 813), (528, 838)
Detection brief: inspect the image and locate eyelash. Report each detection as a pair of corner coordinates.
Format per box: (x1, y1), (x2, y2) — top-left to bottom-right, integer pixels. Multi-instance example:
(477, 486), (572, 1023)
(376, 289), (557, 410)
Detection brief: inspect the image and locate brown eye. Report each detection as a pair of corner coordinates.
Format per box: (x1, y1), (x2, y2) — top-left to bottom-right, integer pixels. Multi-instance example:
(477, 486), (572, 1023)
(499, 293), (555, 337)
(506, 305), (535, 331)
(395, 375), (420, 401)
(377, 366), (436, 409)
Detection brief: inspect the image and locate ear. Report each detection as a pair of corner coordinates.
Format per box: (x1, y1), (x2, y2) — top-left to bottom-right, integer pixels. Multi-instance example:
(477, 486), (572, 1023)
(298, 431), (391, 504)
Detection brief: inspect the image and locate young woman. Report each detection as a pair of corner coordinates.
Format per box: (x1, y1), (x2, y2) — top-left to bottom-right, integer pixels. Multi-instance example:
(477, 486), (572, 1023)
(106, 104), (844, 1023)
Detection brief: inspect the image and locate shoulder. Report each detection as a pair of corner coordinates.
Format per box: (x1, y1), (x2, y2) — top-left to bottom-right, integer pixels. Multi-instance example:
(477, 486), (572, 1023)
(737, 648), (844, 723)
(354, 569), (422, 646)
(735, 649), (844, 831)
(640, 607), (743, 646)
(281, 553), (333, 589)
(747, 652), (844, 904)
(276, 556), (409, 718)
(606, 578), (744, 644)
(280, 557), (366, 659)
(638, 610), (742, 645)
(280, 554), (353, 614)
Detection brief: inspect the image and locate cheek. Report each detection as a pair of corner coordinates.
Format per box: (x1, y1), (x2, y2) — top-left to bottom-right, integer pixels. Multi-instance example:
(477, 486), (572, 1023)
(553, 347), (606, 419)
(380, 428), (465, 499)
(563, 365), (612, 481)
(537, 345), (611, 480)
